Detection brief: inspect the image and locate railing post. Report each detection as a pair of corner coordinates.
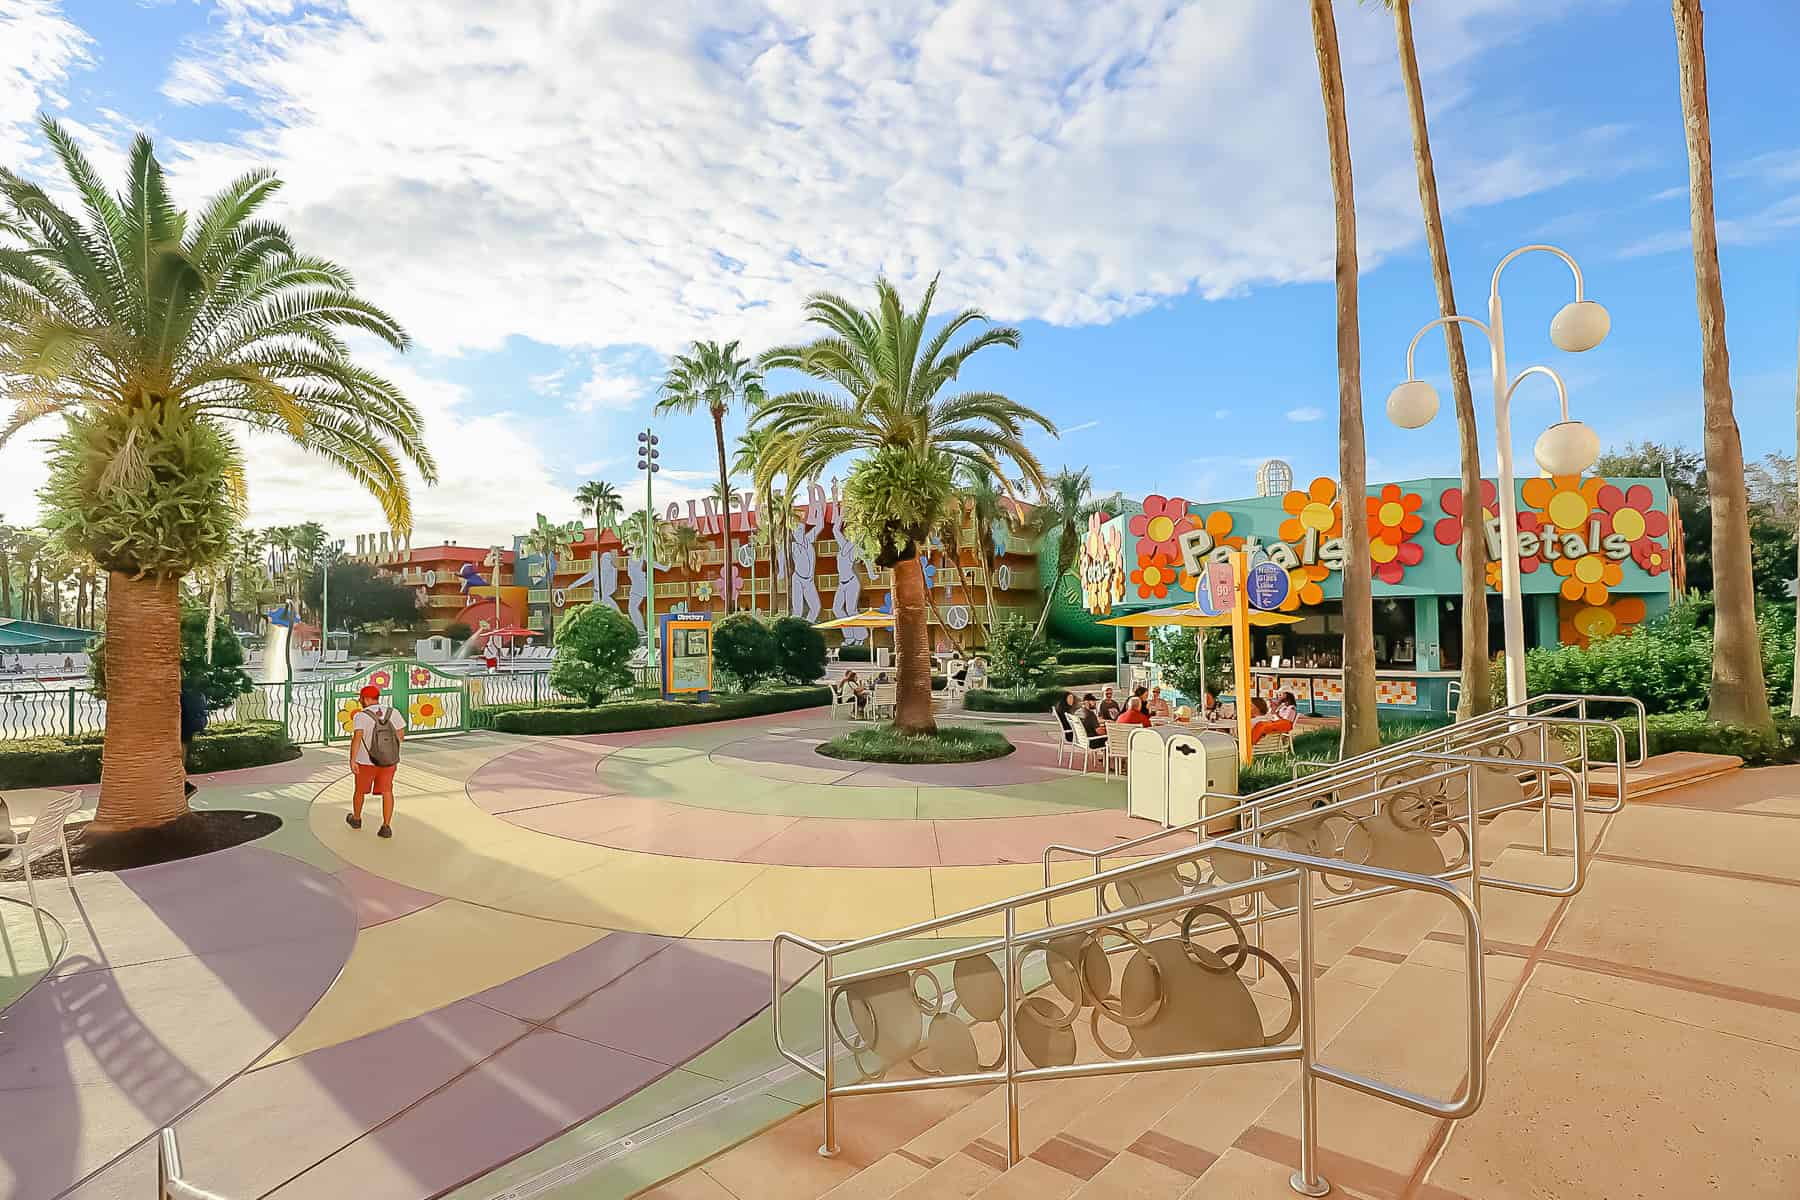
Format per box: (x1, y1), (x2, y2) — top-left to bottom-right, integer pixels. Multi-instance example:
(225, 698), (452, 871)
(819, 951), (837, 1158)
(67, 686), (76, 736)
(1004, 905), (1019, 1167)
(1466, 764), (1482, 920)
(533, 671), (541, 708)
(282, 680), (293, 742)
(1291, 865), (1329, 1197)
(1251, 804), (1266, 981)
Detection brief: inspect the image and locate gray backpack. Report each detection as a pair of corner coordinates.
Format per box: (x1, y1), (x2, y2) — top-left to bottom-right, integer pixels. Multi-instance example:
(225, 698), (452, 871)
(366, 706), (402, 767)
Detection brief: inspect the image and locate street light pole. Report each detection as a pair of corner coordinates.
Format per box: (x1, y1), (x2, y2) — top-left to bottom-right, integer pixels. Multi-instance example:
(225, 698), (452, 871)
(637, 428), (660, 655)
(1389, 243), (1610, 708)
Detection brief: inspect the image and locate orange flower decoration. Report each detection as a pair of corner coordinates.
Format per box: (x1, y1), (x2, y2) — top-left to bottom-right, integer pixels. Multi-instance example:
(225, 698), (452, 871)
(1176, 509), (1244, 591)
(1282, 563), (1328, 610)
(1553, 550), (1623, 605)
(1559, 595), (1648, 649)
(1521, 475), (1606, 534)
(1132, 552), (1177, 600)
(1366, 484), (1425, 584)
(1278, 477), (1341, 544)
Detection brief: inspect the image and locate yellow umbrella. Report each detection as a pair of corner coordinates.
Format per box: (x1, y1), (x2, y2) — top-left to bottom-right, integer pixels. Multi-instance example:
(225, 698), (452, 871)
(815, 609), (897, 663)
(1096, 604), (1301, 628)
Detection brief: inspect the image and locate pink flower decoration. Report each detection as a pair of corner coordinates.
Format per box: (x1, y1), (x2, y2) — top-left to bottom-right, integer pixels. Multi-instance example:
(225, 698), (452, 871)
(1127, 495), (1196, 560)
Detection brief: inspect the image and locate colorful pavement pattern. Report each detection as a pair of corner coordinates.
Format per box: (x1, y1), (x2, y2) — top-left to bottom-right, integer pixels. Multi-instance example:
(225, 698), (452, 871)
(0, 710), (1137, 1199)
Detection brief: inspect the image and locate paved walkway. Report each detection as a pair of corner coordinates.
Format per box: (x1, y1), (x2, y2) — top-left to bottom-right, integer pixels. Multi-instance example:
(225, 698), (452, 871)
(0, 711), (1129, 1199)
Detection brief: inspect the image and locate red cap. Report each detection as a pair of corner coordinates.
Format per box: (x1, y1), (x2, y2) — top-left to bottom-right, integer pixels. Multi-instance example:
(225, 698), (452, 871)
(358, 685), (382, 703)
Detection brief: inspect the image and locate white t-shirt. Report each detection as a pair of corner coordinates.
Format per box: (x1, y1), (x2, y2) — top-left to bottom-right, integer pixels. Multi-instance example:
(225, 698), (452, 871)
(351, 704), (407, 766)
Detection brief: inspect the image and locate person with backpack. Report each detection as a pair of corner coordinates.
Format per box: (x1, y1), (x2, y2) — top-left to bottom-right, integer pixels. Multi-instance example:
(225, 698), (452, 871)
(347, 683), (406, 838)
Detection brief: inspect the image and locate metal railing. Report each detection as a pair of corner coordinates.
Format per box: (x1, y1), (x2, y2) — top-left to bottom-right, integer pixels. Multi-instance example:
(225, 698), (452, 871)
(158, 1128), (229, 1200)
(773, 839), (1482, 1197)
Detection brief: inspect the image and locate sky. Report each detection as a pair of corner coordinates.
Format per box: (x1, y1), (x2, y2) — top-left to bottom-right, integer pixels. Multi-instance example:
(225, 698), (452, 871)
(1, 0), (1797, 546)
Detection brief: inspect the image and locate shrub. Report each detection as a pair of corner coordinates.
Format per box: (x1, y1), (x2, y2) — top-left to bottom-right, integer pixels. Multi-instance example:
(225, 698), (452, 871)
(1051, 665), (1116, 686)
(489, 685), (831, 735)
(550, 603), (639, 704)
(445, 621), (474, 644)
(1052, 647), (1116, 666)
(987, 615), (1051, 689)
(1152, 626), (1229, 703)
(771, 616), (828, 684)
(714, 614), (779, 690)
(838, 642), (873, 662)
(1231, 715), (1453, 795)
(0, 720), (297, 789)
(965, 685), (1066, 713)
(1575, 712), (1800, 766)
(817, 723), (1015, 764)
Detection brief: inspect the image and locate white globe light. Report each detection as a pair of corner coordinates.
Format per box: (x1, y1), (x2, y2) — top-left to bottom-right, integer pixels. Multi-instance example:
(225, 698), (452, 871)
(1386, 379), (1439, 430)
(1550, 300), (1611, 352)
(1534, 420), (1601, 477)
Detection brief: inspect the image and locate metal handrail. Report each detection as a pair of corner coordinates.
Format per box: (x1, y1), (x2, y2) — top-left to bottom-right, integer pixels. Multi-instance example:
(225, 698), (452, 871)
(158, 1129), (230, 1200)
(772, 837), (1484, 1197)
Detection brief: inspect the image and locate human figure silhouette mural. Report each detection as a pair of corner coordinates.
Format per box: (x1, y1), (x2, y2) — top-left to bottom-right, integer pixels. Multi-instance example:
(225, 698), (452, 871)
(788, 483), (828, 623)
(830, 498), (873, 644)
(565, 549), (621, 613)
(627, 550), (668, 637)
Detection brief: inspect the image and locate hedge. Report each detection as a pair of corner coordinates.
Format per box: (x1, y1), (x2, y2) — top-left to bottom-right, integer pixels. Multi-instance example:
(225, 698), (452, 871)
(1053, 647), (1117, 667)
(1575, 712), (1800, 767)
(490, 686), (832, 735)
(965, 686), (1065, 713)
(1050, 665), (1117, 686)
(0, 720), (300, 789)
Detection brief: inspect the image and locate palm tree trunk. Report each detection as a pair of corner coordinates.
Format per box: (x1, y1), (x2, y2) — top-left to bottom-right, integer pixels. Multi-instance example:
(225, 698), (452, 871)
(1312, 0), (1379, 756)
(714, 411), (734, 615)
(893, 555), (937, 733)
(1393, 0), (1490, 719)
(1673, 0), (1772, 729)
(90, 570), (188, 834)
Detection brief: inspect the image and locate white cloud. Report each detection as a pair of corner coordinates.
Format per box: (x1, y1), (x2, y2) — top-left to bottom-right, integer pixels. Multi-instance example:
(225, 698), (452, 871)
(132, 0), (1606, 360)
(1286, 406), (1325, 423)
(528, 368), (567, 397)
(1619, 193), (1800, 259)
(0, 1), (90, 172)
(568, 360), (652, 414)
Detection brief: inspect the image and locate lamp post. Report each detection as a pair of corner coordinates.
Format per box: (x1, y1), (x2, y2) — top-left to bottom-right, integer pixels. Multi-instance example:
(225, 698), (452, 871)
(637, 428), (660, 654)
(1388, 244), (1608, 708)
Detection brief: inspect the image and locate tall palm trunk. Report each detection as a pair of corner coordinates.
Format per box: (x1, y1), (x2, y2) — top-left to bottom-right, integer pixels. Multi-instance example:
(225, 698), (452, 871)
(90, 571), (188, 833)
(1673, 0), (1771, 728)
(893, 555), (936, 732)
(1393, 0), (1489, 719)
(1312, 0), (1379, 755)
(714, 411), (734, 615)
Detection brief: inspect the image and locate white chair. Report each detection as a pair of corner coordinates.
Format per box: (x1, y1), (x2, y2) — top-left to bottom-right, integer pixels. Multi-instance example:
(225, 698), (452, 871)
(1048, 709), (1076, 766)
(13, 791), (81, 914)
(875, 648), (892, 668)
(1068, 725), (1106, 774)
(1105, 734), (1130, 779)
(870, 683), (898, 720)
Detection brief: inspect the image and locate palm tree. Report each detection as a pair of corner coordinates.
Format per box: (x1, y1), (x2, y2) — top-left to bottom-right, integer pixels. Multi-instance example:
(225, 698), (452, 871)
(735, 426), (789, 616)
(1027, 467), (1098, 639)
(12, 530), (42, 622)
(620, 506), (670, 561)
(575, 479), (623, 607)
(755, 276), (1053, 733)
(0, 121), (433, 834)
(1671, 0), (1772, 728)
(521, 513), (582, 642)
(0, 519), (17, 618)
(668, 522), (706, 575)
(958, 465), (1007, 634)
(656, 341), (764, 615)
(1385, 0), (1490, 719)
(1311, 0), (1379, 756)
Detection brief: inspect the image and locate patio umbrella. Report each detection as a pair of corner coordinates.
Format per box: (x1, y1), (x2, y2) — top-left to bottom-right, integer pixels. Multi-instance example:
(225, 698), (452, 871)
(814, 609), (897, 663)
(1097, 605), (1300, 721)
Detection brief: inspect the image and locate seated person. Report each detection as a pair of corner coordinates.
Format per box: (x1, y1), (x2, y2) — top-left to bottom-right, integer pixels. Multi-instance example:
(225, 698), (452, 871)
(838, 670), (868, 715)
(1115, 696), (1152, 728)
(966, 656), (987, 688)
(1250, 693), (1296, 746)
(946, 654), (967, 685)
(1097, 686), (1121, 722)
(1076, 693), (1107, 748)
(1201, 690), (1226, 721)
(1146, 686), (1172, 719)
(1052, 691), (1078, 742)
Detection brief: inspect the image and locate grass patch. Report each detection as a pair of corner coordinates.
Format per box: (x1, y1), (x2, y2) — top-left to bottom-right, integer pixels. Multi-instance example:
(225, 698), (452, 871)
(1234, 715), (1455, 795)
(817, 723), (1016, 764)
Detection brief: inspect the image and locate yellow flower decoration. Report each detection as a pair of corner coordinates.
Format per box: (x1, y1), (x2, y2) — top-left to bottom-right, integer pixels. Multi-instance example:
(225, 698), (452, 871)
(335, 698), (364, 734)
(1521, 475), (1606, 534)
(1559, 595), (1648, 649)
(409, 694), (446, 729)
(1278, 477), (1342, 544)
(1282, 563), (1329, 610)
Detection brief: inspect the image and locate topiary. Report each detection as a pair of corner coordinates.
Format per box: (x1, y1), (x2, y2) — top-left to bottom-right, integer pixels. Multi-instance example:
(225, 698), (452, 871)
(713, 613), (778, 690)
(549, 602), (638, 705)
(771, 616), (828, 684)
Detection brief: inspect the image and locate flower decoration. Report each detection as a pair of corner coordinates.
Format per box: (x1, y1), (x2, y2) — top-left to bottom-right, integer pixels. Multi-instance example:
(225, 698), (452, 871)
(1595, 483), (1669, 545)
(409, 694), (446, 729)
(1129, 495), (1196, 560)
(335, 698), (364, 734)
(1553, 548), (1623, 606)
(1436, 481), (1543, 590)
(1283, 563), (1328, 610)
(694, 578), (716, 603)
(1278, 477), (1342, 544)
(1080, 512), (1126, 613)
(1176, 510), (1244, 592)
(1132, 552), (1177, 600)
(1632, 540), (1670, 575)
(1521, 475), (1606, 534)
(367, 668), (392, 690)
(1366, 484), (1426, 584)
(409, 666), (433, 687)
(1559, 595), (1648, 649)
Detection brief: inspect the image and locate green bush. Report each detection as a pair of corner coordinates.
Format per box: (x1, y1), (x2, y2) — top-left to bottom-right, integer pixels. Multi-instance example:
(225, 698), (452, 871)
(1053, 647), (1116, 666)
(1050, 664), (1116, 686)
(1574, 711), (1800, 766)
(0, 720), (297, 789)
(490, 686), (831, 735)
(988, 615), (1051, 689)
(550, 603), (639, 704)
(1233, 715), (1454, 795)
(816, 723), (1015, 764)
(964, 685), (1066, 713)
(714, 614), (778, 690)
(771, 616), (828, 684)
(837, 642), (873, 662)
(1152, 626), (1229, 703)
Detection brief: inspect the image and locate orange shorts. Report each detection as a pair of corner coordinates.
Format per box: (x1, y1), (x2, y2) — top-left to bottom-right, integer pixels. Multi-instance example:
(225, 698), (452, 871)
(353, 762), (397, 794)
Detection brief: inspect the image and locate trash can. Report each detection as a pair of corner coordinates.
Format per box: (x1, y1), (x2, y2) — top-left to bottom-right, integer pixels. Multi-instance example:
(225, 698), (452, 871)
(1165, 731), (1240, 834)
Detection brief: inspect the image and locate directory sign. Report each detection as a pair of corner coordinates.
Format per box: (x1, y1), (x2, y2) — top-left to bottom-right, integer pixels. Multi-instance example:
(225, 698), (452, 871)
(658, 614), (712, 698)
(1246, 561), (1291, 612)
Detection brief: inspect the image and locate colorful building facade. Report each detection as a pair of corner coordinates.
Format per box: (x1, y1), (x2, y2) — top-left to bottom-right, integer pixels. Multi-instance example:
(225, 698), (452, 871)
(355, 542), (523, 637)
(1075, 474), (1682, 712)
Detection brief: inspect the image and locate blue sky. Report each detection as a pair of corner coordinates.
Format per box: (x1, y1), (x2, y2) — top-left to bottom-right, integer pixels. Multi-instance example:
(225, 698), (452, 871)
(2, 1), (1797, 543)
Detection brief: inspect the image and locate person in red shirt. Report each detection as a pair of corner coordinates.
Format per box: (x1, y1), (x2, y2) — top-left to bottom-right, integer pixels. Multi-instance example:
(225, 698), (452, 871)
(1115, 696), (1152, 728)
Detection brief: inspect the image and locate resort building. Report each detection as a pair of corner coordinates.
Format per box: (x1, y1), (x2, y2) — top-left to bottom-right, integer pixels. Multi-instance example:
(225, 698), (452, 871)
(353, 541), (522, 635)
(1063, 473), (1682, 712)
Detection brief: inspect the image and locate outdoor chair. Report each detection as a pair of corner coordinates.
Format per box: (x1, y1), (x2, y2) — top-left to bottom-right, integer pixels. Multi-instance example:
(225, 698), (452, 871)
(1067, 725), (1106, 773)
(1048, 708), (1076, 766)
(1251, 726), (1296, 760)
(870, 683), (898, 720)
(11, 790), (81, 916)
(1105, 735), (1130, 778)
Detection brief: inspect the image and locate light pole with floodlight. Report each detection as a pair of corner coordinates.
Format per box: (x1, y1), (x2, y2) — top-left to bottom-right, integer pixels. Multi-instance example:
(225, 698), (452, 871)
(636, 428), (660, 654)
(1387, 244), (1608, 708)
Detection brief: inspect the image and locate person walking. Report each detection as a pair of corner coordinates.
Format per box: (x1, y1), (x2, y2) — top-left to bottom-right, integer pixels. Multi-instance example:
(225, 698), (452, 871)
(179, 680), (208, 798)
(347, 683), (406, 838)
